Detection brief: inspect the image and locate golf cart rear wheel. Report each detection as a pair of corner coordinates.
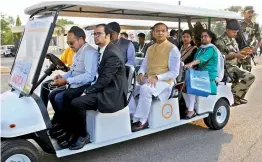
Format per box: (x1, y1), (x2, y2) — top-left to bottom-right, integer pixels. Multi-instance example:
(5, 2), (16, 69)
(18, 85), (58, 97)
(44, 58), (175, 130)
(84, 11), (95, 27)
(1, 139), (39, 162)
(204, 99), (230, 130)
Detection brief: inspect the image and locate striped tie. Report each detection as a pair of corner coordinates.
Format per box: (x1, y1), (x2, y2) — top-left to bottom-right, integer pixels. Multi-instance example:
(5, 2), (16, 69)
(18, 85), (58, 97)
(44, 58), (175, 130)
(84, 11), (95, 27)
(97, 52), (101, 68)
(92, 48), (101, 85)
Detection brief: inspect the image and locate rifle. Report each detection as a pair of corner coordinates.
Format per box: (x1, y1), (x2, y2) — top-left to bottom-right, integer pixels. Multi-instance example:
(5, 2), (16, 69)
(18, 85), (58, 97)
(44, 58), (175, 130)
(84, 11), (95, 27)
(235, 28), (257, 66)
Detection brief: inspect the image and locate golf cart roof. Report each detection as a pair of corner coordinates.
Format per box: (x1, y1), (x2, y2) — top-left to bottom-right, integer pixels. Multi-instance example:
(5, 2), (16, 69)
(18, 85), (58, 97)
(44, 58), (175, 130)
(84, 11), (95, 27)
(25, 1), (242, 22)
(84, 21), (179, 31)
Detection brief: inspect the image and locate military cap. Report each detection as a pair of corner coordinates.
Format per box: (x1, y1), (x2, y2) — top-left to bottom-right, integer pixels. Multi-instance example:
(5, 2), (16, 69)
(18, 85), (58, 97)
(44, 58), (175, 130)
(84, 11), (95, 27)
(243, 6), (254, 12)
(226, 19), (241, 30)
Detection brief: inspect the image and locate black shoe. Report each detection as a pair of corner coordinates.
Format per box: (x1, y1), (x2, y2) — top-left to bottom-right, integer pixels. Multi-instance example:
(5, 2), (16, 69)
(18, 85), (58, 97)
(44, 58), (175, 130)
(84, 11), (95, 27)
(58, 134), (76, 149)
(131, 121), (148, 132)
(56, 132), (69, 141)
(69, 134), (90, 150)
(184, 112), (197, 120)
(51, 123), (61, 131)
(49, 129), (65, 138)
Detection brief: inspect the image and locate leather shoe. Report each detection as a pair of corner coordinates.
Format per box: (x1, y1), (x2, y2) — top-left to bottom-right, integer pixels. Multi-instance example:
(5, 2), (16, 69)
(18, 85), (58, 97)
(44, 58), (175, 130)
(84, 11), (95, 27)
(131, 121), (148, 132)
(58, 135), (76, 149)
(69, 134), (90, 150)
(56, 132), (69, 141)
(49, 129), (65, 138)
(240, 98), (248, 104)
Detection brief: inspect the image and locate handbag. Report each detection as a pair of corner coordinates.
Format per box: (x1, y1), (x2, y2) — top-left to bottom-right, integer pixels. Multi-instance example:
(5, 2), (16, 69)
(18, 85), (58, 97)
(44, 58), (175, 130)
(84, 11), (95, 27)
(185, 49), (214, 97)
(186, 69), (211, 97)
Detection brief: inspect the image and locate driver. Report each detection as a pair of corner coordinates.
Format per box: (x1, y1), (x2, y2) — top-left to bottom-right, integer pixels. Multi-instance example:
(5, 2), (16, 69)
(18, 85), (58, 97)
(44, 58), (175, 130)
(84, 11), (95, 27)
(40, 46), (74, 109)
(48, 26), (98, 136)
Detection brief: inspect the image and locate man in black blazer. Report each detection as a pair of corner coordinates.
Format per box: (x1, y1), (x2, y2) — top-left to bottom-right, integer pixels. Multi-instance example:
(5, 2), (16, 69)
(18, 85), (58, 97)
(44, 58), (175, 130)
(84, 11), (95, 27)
(66, 24), (128, 150)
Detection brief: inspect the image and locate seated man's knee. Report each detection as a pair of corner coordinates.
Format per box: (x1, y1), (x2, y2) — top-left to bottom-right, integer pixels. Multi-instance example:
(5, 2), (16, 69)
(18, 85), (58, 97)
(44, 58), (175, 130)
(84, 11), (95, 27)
(140, 84), (152, 94)
(54, 92), (64, 103)
(71, 97), (83, 109)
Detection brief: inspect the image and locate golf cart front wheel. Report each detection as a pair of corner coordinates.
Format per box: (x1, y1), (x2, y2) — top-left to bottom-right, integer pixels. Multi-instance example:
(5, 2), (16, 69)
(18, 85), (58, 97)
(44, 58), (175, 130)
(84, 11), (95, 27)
(1, 139), (39, 162)
(204, 99), (230, 130)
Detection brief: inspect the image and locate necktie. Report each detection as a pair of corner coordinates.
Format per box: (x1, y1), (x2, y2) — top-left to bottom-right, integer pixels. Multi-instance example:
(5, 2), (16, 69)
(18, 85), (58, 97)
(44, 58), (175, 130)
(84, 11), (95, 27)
(97, 48), (101, 68)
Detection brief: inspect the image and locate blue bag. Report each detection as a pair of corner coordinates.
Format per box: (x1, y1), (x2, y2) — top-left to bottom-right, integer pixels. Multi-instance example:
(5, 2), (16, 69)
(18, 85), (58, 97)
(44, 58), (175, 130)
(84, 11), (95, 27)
(186, 69), (211, 97)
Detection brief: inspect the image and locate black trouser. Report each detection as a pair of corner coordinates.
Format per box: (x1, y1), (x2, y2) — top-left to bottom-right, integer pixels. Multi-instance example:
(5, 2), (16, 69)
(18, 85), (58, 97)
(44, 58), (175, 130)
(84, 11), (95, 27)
(68, 93), (98, 137)
(60, 84), (91, 134)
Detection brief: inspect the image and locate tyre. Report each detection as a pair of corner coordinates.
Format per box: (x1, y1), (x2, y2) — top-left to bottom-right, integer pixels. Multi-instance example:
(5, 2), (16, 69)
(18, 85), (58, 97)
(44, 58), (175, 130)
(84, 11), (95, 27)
(204, 99), (230, 130)
(1, 139), (39, 162)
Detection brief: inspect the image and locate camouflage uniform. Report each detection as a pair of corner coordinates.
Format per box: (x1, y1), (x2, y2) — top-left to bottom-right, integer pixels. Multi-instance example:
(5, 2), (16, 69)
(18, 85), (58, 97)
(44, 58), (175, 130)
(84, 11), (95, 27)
(216, 33), (255, 99)
(238, 20), (261, 72)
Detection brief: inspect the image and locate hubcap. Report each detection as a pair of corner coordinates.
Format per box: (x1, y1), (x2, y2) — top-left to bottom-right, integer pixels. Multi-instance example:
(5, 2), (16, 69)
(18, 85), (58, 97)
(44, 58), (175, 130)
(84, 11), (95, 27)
(216, 106), (227, 124)
(5, 154), (31, 162)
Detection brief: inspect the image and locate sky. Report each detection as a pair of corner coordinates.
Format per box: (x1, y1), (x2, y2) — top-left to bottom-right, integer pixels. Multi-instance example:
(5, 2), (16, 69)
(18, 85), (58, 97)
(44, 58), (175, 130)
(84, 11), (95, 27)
(1, 0), (262, 26)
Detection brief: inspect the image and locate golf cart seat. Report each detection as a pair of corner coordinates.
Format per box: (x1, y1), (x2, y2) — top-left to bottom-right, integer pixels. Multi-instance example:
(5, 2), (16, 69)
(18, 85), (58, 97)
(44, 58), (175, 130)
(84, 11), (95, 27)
(86, 65), (136, 143)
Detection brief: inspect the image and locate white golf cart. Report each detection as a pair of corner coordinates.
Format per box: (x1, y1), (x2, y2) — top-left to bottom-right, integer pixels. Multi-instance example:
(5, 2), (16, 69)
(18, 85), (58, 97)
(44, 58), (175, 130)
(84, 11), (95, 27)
(1, 1), (241, 162)
(0, 45), (15, 57)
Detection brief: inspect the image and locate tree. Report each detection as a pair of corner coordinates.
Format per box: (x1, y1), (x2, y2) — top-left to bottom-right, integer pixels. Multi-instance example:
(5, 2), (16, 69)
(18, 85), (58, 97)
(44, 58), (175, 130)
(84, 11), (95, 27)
(211, 21), (225, 36)
(225, 6), (243, 13)
(1, 13), (15, 45)
(54, 18), (74, 38)
(13, 15), (22, 42)
(56, 18), (74, 26)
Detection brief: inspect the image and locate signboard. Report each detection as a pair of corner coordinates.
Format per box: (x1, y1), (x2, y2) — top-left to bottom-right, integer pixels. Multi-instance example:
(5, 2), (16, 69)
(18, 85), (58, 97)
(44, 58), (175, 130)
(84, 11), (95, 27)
(9, 13), (55, 95)
(9, 60), (32, 92)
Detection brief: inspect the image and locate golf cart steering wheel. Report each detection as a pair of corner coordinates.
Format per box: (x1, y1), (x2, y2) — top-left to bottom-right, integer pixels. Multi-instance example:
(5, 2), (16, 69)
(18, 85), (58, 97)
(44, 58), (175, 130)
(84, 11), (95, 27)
(45, 53), (69, 72)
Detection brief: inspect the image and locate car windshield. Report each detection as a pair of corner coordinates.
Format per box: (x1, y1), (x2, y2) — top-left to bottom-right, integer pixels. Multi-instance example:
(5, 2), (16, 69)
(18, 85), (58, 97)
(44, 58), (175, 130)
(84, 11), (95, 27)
(9, 13), (55, 94)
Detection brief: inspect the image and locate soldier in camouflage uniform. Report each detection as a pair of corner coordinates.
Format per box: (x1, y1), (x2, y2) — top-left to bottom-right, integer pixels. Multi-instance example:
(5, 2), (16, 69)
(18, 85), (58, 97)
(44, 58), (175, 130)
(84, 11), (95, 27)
(238, 6), (262, 72)
(216, 19), (255, 105)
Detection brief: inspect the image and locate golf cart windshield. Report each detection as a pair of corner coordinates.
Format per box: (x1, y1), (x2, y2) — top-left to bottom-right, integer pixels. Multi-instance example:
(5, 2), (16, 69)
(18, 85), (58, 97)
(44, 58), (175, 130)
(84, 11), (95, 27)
(9, 13), (56, 95)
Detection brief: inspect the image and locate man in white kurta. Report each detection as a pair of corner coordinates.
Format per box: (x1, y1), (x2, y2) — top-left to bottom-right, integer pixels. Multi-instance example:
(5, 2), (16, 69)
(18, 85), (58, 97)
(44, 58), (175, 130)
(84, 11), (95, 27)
(130, 23), (181, 132)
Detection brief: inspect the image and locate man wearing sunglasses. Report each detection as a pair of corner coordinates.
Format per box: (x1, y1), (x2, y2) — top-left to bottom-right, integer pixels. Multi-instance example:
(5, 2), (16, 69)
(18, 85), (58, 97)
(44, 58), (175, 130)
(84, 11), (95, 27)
(238, 6), (261, 72)
(60, 24), (128, 150)
(107, 21), (136, 66)
(47, 26), (98, 139)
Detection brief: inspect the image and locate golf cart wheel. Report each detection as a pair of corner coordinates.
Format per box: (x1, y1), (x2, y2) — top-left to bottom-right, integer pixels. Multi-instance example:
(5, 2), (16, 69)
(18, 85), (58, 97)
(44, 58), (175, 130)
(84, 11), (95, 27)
(1, 139), (39, 162)
(204, 99), (230, 130)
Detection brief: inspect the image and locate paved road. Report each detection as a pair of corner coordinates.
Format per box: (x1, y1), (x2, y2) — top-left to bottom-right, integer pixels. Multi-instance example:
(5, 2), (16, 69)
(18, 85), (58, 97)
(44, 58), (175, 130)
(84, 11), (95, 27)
(1, 56), (262, 162)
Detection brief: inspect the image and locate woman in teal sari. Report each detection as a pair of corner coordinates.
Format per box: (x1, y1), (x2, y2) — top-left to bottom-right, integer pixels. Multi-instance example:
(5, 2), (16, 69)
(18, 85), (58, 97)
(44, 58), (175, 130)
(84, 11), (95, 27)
(183, 29), (218, 119)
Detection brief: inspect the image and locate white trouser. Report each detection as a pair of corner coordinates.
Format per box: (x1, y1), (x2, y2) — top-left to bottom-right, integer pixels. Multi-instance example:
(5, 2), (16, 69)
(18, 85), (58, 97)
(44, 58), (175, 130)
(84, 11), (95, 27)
(182, 93), (196, 111)
(131, 81), (171, 123)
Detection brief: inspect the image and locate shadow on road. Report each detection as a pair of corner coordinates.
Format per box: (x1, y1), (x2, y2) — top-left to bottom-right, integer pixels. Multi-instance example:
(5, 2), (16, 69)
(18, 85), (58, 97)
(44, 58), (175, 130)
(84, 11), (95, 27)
(40, 121), (233, 162)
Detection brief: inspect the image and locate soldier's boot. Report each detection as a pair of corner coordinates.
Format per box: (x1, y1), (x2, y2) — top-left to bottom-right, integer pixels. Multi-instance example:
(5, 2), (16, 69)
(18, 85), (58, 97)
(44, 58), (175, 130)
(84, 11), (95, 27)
(233, 95), (241, 106)
(239, 98), (248, 104)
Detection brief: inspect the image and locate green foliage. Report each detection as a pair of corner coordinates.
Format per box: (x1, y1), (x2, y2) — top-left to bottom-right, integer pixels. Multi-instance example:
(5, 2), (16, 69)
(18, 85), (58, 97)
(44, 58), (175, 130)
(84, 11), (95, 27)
(56, 18), (74, 26)
(1, 13), (15, 45)
(13, 15), (22, 42)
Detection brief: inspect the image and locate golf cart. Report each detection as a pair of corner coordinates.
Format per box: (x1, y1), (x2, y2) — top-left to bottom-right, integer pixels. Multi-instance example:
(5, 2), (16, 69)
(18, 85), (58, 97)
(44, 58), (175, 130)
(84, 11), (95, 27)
(1, 1), (241, 162)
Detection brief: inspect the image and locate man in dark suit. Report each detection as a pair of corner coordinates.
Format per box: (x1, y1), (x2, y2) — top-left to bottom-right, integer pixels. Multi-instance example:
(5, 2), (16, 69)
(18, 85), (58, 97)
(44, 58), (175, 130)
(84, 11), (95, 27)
(65, 24), (128, 150)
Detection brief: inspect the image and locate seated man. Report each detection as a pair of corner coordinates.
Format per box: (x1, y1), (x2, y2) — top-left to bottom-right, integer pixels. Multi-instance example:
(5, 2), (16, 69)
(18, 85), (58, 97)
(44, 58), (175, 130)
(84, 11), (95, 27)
(48, 26), (98, 132)
(130, 23), (181, 132)
(216, 19), (255, 105)
(107, 22), (136, 66)
(59, 24), (128, 150)
(137, 33), (148, 55)
(120, 32), (128, 39)
(40, 46), (74, 110)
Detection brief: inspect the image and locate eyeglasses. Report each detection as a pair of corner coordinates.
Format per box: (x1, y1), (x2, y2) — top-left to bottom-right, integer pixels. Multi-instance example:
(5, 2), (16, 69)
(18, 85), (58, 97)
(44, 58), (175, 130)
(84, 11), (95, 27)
(92, 32), (105, 37)
(67, 39), (78, 46)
